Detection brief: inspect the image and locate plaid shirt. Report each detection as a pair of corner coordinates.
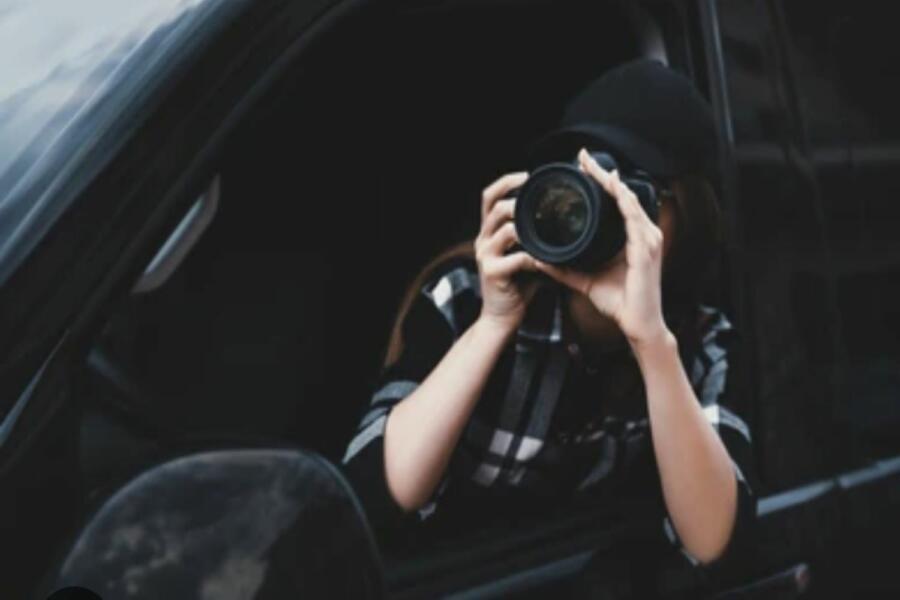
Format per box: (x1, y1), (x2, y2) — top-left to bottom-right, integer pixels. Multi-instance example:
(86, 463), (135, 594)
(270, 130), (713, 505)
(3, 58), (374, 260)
(343, 256), (756, 567)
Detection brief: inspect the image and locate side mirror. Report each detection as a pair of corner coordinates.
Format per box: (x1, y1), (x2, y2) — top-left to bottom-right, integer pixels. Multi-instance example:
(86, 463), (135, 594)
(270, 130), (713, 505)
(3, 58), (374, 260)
(45, 449), (384, 599)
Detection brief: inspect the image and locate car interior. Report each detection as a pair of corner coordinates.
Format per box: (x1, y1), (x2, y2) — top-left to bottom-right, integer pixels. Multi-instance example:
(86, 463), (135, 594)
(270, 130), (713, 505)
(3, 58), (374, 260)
(35, 0), (900, 597)
(83, 0), (647, 492)
(73, 0), (716, 593)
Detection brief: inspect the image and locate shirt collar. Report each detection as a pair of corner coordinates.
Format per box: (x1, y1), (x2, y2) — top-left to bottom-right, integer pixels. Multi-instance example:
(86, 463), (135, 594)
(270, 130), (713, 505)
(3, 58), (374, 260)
(515, 283), (566, 343)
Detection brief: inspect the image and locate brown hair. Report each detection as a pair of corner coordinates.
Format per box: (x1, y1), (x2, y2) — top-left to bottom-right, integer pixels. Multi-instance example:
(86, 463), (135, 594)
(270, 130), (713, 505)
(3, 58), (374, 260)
(383, 240), (475, 366)
(661, 174), (724, 331)
(383, 175), (723, 367)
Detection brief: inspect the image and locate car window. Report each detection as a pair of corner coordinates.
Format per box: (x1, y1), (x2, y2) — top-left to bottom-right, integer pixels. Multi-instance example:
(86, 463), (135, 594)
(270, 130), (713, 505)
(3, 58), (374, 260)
(0, 0), (231, 282)
(0, 0), (197, 178)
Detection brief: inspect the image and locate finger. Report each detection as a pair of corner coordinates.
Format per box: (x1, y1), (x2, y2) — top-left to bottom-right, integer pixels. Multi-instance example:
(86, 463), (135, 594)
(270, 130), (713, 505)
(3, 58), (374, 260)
(578, 148), (618, 197)
(480, 199), (515, 239)
(613, 173), (653, 227)
(488, 251), (539, 278)
(484, 221), (519, 256)
(481, 172), (529, 221)
(579, 150), (652, 227)
(601, 174), (659, 264)
(573, 157), (658, 267)
(623, 218), (665, 266)
(623, 219), (655, 265)
(639, 223), (665, 259)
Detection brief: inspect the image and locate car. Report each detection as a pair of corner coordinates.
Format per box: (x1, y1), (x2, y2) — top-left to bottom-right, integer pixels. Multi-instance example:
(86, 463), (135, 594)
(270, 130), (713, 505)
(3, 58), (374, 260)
(1, 0), (898, 598)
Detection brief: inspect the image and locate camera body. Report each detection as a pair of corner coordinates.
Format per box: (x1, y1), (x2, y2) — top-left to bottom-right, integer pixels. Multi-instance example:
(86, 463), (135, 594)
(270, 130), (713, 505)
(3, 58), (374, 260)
(513, 151), (660, 270)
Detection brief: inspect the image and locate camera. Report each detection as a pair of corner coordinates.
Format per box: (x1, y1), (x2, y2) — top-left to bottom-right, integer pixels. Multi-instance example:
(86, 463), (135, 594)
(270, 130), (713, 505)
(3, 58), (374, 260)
(513, 151), (660, 270)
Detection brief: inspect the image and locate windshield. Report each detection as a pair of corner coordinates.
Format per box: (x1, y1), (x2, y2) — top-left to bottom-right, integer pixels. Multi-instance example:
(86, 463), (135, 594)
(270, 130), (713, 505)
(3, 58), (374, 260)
(0, 0), (219, 281)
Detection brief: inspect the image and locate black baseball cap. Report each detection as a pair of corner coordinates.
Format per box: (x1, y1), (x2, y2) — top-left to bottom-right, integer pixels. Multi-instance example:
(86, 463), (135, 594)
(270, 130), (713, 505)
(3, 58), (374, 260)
(527, 59), (719, 184)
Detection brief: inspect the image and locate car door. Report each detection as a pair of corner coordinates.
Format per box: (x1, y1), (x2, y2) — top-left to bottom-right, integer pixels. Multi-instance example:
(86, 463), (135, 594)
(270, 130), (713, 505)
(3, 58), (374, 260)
(0, 0), (352, 595)
(703, 0), (900, 596)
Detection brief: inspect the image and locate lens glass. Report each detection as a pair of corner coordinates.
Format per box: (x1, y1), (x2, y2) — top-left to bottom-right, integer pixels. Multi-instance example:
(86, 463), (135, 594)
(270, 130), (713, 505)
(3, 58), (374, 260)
(532, 178), (589, 247)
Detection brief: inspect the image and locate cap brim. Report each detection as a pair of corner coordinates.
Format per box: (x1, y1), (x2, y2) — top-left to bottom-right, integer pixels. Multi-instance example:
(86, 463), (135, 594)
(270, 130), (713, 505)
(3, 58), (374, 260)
(526, 123), (679, 178)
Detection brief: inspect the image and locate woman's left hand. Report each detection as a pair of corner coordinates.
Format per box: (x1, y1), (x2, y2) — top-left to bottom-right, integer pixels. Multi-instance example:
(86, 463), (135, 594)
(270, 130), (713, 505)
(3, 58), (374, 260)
(535, 148), (670, 348)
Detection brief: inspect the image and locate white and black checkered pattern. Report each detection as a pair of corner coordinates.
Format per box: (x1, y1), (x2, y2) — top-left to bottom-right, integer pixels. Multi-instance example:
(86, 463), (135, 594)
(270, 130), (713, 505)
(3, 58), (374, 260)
(343, 258), (755, 562)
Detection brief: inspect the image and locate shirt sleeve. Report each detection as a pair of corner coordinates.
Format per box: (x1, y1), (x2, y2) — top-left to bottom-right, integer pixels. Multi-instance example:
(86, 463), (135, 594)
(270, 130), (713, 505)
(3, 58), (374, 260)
(663, 306), (758, 584)
(340, 259), (479, 537)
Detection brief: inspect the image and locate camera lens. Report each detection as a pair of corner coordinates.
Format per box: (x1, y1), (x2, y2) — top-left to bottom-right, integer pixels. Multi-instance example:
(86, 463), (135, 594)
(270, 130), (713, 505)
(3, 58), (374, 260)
(515, 161), (608, 267)
(531, 177), (590, 247)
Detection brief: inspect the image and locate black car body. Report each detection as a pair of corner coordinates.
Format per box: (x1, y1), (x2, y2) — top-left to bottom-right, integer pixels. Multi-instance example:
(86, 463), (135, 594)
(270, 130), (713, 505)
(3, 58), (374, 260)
(1, 0), (898, 598)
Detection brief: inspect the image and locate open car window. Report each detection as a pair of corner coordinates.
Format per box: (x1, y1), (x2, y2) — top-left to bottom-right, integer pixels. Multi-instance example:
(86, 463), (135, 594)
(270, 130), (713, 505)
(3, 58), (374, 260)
(83, 0), (735, 596)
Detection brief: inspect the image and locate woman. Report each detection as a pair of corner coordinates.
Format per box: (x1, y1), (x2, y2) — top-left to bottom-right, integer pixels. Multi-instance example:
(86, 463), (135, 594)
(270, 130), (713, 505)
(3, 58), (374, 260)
(343, 60), (756, 589)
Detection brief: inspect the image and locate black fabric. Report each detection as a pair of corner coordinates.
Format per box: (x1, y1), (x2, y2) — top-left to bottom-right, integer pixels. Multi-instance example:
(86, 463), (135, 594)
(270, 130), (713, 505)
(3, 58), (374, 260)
(341, 435), (414, 537)
(527, 59), (719, 186)
(343, 258), (757, 584)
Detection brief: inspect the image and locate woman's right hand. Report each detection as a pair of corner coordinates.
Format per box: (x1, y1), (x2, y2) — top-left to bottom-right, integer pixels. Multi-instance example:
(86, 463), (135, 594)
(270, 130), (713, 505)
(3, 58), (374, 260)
(475, 172), (543, 334)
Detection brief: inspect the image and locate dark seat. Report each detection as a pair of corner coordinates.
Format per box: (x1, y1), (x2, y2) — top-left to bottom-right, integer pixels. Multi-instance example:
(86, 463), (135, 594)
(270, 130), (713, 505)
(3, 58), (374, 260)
(45, 449), (384, 600)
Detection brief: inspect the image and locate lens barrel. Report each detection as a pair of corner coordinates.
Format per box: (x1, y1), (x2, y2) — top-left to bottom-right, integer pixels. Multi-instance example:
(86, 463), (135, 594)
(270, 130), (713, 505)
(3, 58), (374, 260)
(514, 152), (659, 270)
(514, 154), (622, 268)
